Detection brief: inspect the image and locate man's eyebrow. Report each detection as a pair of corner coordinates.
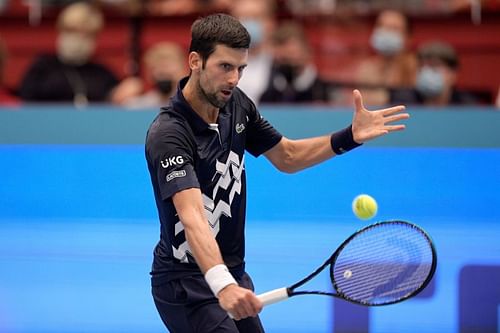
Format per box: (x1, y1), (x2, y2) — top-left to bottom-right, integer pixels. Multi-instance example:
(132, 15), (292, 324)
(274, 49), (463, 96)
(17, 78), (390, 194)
(217, 61), (248, 68)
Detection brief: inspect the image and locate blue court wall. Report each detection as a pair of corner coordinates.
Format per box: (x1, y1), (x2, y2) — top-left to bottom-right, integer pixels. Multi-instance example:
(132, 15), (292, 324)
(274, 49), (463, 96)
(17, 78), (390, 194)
(0, 105), (499, 333)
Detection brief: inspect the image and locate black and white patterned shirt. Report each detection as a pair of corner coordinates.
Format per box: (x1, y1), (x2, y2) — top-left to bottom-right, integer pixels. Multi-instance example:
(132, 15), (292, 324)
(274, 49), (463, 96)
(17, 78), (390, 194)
(146, 77), (282, 285)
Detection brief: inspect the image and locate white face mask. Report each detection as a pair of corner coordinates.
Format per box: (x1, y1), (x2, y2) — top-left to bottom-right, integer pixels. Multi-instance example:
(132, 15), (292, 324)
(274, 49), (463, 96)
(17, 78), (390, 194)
(370, 28), (404, 56)
(241, 19), (264, 47)
(57, 32), (96, 65)
(416, 66), (445, 97)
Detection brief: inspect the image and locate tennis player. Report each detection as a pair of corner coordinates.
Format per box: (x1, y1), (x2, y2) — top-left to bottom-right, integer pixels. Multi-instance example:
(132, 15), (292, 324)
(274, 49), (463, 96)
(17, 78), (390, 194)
(145, 13), (409, 333)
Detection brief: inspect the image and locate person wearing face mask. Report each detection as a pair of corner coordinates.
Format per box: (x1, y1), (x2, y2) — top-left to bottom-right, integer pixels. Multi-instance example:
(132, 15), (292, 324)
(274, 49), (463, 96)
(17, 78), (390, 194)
(124, 42), (187, 109)
(389, 41), (480, 106)
(229, 0), (276, 105)
(260, 21), (331, 104)
(355, 10), (417, 106)
(19, 2), (142, 107)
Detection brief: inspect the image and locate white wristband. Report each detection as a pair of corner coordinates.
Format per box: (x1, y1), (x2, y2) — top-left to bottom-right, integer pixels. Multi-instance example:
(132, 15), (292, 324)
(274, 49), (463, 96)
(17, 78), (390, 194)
(204, 264), (238, 297)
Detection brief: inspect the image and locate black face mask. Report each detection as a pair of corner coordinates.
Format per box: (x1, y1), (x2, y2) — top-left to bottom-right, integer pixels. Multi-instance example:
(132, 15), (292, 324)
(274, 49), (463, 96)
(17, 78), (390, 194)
(275, 63), (300, 83)
(155, 79), (173, 95)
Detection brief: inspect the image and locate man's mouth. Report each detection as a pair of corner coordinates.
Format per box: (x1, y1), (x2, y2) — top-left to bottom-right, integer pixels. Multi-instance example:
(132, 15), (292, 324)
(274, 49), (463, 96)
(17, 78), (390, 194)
(221, 89), (232, 97)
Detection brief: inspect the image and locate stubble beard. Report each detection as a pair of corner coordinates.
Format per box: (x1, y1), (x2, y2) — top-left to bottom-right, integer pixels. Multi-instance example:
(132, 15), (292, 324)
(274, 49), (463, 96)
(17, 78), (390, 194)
(197, 78), (227, 109)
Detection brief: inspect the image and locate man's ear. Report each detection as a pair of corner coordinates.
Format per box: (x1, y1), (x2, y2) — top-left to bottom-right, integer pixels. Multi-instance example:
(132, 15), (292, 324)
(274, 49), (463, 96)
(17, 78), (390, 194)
(188, 52), (202, 72)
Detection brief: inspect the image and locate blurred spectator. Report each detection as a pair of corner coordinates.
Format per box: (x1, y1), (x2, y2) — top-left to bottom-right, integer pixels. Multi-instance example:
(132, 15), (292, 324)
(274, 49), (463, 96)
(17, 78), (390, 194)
(496, 87), (500, 109)
(230, 0), (276, 104)
(0, 37), (21, 107)
(124, 42), (187, 109)
(18, 1), (141, 107)
(146, 0), (200, 15)
(260, 21), (330, 104)
(283, 0), (489, 16)
(230, 0), (276, 105)
(390, 41), (480, 106)
(0, 0), (8, 13)
(98, 0), (144, 16)
(285, 0), (336, 16)
(146, 0), (231, 15)
(356, 9), (417, 106)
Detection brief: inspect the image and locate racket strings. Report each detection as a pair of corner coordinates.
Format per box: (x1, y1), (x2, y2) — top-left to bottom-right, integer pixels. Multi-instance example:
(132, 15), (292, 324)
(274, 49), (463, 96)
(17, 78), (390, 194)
(332, 222), (434, 305)
(338, 267), (429, 301)
(335, 237), (431, 302)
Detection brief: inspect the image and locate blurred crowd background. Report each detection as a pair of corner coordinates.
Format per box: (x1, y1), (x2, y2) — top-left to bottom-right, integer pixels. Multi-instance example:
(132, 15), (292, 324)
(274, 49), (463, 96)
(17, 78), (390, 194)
(1, 0), (499, 109)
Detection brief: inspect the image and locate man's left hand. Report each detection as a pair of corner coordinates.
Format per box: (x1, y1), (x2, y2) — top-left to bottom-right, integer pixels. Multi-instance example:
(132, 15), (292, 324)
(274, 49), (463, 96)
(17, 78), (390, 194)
(351, 89), (410, 144)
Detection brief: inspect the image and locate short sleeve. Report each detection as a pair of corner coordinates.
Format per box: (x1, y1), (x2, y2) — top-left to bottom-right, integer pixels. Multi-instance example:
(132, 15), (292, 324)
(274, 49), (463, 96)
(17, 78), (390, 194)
(245, 102), (282, 157)
(147, 124), (200, 200)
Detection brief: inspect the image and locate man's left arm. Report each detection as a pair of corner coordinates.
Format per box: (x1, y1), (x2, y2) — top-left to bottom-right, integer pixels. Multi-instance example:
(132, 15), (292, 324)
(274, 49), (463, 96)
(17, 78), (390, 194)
(264, 90), (409, 173)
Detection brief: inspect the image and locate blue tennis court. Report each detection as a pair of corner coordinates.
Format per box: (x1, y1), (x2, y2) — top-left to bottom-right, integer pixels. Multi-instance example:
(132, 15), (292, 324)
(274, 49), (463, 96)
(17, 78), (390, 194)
(1, 142), (499, 333)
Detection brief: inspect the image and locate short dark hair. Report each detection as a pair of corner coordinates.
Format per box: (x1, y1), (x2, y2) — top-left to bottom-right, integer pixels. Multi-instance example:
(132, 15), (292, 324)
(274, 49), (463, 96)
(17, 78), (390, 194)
(418, 41), (459, 69)
(189, 13), (250, 63)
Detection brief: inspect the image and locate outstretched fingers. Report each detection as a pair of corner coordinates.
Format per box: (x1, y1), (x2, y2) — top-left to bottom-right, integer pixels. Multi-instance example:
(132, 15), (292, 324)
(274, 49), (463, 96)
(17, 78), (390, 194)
(378, 105), (407, 116)
(384, 124), (406, 132)
(351, 89), (409, 143)
(365, 124), (405, 139)
(384, 113), (410, 124)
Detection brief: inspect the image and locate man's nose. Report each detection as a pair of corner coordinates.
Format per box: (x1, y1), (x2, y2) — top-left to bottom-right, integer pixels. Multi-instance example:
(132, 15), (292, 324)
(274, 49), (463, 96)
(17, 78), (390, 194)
(227, 69), (240, 86)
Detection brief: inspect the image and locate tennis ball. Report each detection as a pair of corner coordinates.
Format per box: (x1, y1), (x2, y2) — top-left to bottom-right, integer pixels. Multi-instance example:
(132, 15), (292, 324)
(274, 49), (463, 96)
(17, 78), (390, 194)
(352, 194), (378, 220)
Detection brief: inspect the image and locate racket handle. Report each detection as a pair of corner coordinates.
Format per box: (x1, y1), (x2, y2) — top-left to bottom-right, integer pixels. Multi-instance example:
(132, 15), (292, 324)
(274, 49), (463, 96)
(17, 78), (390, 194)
(257, 287), (289, 306)
(227, 287), (289, 319)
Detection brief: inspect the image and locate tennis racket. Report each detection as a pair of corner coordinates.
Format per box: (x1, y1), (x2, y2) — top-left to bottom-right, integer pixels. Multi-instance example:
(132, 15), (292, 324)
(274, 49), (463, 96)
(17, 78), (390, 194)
(257, 220), (437, 307)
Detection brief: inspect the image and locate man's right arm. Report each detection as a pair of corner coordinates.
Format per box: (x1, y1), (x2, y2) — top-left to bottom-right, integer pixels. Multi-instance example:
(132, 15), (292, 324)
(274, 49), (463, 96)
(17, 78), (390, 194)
(172, 187), (263, 320)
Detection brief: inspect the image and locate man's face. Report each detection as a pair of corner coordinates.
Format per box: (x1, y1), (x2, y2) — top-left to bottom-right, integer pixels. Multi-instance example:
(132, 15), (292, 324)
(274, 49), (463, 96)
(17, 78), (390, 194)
(149, 57), (184, 83)
(376, 10), (408, 36)
(57, 26), (98, 65)
(420, 58), (456, 87)
(191, 45), (248, 108)
(273, 38), (309, 68)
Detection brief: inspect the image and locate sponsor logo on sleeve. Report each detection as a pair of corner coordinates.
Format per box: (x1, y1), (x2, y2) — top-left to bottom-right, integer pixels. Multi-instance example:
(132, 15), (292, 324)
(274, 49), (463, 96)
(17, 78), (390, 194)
(166, 170), (186, 182)
(235, 123), (245, 134)
(160, 156), (184, 169)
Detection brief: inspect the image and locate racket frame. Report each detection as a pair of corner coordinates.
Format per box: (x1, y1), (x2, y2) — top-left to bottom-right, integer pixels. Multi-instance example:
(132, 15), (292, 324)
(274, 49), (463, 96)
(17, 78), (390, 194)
(284, 220), (438, 306)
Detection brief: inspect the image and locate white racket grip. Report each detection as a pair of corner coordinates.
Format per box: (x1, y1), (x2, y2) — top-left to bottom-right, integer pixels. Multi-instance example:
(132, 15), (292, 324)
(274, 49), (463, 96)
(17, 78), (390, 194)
(257, 287), (289, 306)
(227, 287), (289, 319)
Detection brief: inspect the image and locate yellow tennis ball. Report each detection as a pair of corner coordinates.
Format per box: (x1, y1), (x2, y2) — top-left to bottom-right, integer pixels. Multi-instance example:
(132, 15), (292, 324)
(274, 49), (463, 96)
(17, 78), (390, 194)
(352, 194), (378, 220)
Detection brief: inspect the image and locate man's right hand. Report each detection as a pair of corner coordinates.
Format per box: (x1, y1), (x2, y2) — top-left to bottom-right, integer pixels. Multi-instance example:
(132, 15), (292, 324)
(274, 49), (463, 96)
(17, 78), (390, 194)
(218, 284), (263, 320)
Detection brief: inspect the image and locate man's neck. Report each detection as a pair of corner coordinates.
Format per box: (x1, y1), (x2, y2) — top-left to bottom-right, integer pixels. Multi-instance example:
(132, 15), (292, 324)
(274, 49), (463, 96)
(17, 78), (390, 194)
(182, 77), (219, 124)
